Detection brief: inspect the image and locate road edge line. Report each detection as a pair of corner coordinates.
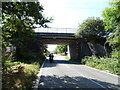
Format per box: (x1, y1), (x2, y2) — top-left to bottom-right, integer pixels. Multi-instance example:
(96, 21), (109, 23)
(65, 64), (108, 89)
(32, 59), (46, 90)
(84, 65), (119, 78)
(63, 63), (107, 89)
(78, 72), (108, 89)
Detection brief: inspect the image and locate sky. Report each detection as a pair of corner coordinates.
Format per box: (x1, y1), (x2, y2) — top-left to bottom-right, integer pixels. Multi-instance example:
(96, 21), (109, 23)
(47, 44), (57, 52)
(39, 0), (110, 51)
(39, 0), (110, 28)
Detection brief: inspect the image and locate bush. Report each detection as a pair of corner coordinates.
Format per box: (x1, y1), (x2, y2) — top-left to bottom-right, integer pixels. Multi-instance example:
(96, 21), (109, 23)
(2, 51), (44, 89)
(2, 62), (41, 90)
(111, 50), (119, 58)
(2, 52), (16, 70)
(65, 56), (70, 60)
(81, 56), (119, 75)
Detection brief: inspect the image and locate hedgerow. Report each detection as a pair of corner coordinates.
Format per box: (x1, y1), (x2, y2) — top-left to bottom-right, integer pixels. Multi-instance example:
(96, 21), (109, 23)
(81, 56), (119, 75)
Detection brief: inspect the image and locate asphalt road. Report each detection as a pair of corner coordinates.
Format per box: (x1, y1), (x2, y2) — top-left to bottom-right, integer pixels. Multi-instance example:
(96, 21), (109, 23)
(37, 55), (120, 90)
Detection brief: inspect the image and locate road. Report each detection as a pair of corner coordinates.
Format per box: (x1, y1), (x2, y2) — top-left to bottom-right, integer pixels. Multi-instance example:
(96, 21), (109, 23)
(37, 55), (120, 90)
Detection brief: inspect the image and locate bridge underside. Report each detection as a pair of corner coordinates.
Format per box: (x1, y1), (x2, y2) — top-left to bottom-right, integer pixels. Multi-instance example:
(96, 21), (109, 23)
(40, 38), (80, 60)
(33, 32), (96, 60)
(28, 28), (106, 61)
(33, 32), (81, 60)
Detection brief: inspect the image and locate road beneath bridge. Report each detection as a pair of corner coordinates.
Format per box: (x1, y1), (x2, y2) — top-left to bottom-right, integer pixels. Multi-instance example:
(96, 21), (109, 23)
(33, 55), (120, 90)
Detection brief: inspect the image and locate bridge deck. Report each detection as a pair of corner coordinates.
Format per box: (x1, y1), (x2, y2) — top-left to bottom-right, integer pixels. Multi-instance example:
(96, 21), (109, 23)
(35, 27), (77, 34)
(35, 32), (77, 40)
(36, 32), (75, 36)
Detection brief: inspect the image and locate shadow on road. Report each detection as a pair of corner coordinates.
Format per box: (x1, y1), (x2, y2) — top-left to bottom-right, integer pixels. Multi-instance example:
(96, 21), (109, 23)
(40, 59), (120, 90)
(38, 75), (120, 90)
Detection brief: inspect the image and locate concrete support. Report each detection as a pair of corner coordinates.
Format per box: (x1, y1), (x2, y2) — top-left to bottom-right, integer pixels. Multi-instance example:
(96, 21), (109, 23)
(79, 38), (92, 59)
(69, 43), (78, 60)
(67, 45), (70, 59)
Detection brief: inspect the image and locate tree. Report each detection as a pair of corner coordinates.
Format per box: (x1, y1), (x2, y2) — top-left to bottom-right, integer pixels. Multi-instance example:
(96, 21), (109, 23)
(76, 17), (105, 43)
(43, 45), (49, 56)
(102, 1), (120, 58)
(54, 45), (67, 55)
(2, 2), (52, 60)
(76, 17), (107, 57)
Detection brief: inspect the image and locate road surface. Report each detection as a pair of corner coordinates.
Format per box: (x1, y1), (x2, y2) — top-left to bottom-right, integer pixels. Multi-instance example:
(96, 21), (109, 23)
(36, 55), (120, 90)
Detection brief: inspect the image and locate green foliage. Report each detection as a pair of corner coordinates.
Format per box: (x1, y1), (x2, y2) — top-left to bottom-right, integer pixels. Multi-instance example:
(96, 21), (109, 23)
(19, 51), (45, 63)
(2, 2), (51, 60)
(102, 1), (120, 58)
(3, 62), (41, 89)
(76, 17), (105, 41)
(2, 2), (50, 89)
(102, 1), (120, 32)
(54, 45), (67, 55)
(107, 24), (120, 50)
(43, 45), (50, 56)
(2, 52), (16, 70)
(111, 50), (119, 58)
(82, 56), (119, 75)
(2, 2), (50, 28)
(65, 56), (70, 60)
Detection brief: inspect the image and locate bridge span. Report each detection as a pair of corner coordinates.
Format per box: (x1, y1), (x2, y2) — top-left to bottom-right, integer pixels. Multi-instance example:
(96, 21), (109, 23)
(35, 28), (80, 59)
(31, 27), (93, 60)
(35, 27), (77, 33)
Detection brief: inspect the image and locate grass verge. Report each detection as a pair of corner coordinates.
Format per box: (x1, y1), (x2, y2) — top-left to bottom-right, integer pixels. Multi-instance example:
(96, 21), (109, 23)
(2, 61), (43, 90)
(81, 56), (120, 75)
(65, 56), (70, 60)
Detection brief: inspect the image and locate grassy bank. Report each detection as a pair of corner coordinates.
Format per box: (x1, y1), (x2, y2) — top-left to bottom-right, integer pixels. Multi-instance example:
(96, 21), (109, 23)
(2, 60), (43, 90)
(81, 56), (119, 75)
(65, 56), (70, 60)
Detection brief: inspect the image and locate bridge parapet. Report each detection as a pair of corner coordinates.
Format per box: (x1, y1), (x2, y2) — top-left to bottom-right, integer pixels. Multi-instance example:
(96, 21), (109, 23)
(35, 27), (77, 33)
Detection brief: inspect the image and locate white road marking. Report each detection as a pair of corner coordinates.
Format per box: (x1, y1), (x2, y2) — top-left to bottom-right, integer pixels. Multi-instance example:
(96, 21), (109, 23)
(84, 65), (119, 78)
(33, 55), (119, 89)
(79, 73), (108, 89)
(63, 63), (108, 89)
(32, 59), (46, 90)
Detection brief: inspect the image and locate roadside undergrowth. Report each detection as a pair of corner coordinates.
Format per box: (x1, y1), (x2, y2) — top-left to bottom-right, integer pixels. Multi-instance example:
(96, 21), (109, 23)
(81, 56), (120, 75)
(2, 61), (43, 90)
(65, 56), (70, 60)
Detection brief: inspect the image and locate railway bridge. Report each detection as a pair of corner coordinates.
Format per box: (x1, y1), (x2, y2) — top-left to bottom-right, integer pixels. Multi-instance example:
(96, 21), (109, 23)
(32, 27), (93, 60)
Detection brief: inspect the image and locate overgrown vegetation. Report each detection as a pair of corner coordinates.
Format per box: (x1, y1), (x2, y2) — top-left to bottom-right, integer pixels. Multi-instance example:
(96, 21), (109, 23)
(2, 2), (51, 60)
(43, 45), (50, 56)
(81, 56), (119, 75)
(65, 56), (70, 60)
(1, 0), (120, 89)
(102, 1), (120, 58)
(54, 45), (68, 56)
(2, 2), (51, 89)
(2, 61), (42, 89)
(76, 17), (105, 41)
(2, 50), (44, 89)
(76, 1), (120, 75)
